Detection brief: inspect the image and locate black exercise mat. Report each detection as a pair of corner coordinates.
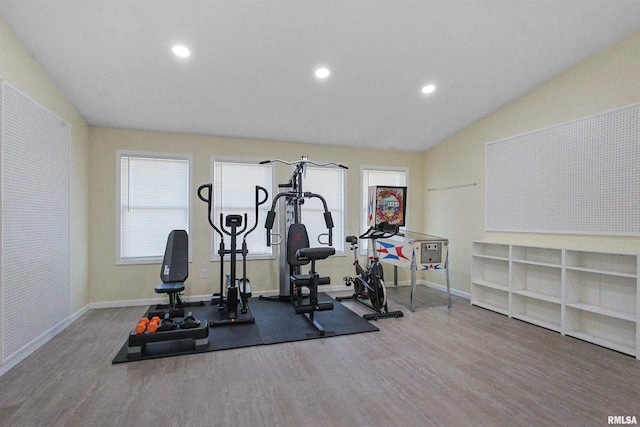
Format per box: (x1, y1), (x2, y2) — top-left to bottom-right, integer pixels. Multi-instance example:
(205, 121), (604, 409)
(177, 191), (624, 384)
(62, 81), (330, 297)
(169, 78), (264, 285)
(112, 293), (378, 364)
(249, 293), (379, 343)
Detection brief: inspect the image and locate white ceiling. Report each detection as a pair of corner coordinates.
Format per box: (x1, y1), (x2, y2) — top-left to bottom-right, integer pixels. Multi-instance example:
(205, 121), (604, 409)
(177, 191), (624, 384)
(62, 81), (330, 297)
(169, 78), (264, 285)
(1, 1), (639, 152)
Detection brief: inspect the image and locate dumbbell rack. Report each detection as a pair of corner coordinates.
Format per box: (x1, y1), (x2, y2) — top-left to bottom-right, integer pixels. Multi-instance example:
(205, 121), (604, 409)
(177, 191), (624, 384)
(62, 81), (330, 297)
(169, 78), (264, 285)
(126, 319), (209, 359)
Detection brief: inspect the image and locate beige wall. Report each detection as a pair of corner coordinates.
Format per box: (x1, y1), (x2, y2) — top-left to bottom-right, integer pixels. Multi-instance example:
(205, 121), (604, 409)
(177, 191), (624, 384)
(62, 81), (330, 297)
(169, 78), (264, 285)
(0, 18), (91, 312)
(3, 11), (638, 308)
(422, 29), (640, 293)
(89, 127), (423, 303)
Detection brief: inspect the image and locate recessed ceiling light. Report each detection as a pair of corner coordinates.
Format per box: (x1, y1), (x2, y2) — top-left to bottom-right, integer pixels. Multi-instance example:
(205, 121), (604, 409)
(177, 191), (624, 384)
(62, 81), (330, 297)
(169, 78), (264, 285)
(172, 45), (190, 58)
(421, 84), (436, 94)
(315, 67), (330, 79)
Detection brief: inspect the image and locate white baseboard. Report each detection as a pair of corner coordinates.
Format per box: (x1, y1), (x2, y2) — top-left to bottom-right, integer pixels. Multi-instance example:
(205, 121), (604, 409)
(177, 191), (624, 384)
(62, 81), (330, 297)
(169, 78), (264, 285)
(89, 297), (165, 310)
(420, 280), (470, 300)
(0, 304), (90, 377)
(87, 280), (468, 311)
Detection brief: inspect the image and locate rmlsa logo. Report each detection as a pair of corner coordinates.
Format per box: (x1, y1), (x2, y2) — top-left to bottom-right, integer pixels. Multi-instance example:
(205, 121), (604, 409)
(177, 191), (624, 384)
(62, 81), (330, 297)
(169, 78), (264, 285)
(608, 415), (638, 425)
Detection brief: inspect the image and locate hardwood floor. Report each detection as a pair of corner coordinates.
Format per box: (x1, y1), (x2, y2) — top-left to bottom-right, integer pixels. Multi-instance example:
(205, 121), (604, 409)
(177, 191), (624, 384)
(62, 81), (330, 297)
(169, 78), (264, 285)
(0, 286), (638, 427)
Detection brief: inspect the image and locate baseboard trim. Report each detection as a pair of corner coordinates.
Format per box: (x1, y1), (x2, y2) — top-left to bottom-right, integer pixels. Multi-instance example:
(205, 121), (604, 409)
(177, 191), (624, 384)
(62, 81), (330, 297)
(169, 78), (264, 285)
(0, 304), (90, 377)
(420, 280), (470, 300)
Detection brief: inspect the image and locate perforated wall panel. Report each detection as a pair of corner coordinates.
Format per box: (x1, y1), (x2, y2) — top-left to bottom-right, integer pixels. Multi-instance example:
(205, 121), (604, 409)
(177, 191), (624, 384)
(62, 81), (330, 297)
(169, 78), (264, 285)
(1, 82), (70, 362)
(486, 104), (639, 235)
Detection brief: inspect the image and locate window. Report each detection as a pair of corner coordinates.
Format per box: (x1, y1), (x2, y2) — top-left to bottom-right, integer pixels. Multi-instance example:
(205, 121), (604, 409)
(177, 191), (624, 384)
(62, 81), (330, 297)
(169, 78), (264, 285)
(117, 152), (191, 264)
(301, 166), (345, 253)
(211, 160), (273, 259)
(361, 167), (407, 252)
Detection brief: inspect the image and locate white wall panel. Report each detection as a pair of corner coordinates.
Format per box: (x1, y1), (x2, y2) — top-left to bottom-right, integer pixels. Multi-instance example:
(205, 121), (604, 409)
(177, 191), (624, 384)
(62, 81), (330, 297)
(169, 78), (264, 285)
(1, 81), (70, 362)
(486, 104), (640, 235)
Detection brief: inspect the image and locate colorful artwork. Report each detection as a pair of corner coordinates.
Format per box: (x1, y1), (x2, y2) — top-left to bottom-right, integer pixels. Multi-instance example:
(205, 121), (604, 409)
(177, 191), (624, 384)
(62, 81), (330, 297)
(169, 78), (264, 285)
(368, 186), (407, 227)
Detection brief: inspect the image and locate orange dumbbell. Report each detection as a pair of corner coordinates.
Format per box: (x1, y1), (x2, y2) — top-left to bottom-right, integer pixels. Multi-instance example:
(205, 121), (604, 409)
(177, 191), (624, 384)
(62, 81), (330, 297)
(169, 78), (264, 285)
(139, 317), (150, 326)
(135, 321), (147, 334)
(147, 318), (160, 333)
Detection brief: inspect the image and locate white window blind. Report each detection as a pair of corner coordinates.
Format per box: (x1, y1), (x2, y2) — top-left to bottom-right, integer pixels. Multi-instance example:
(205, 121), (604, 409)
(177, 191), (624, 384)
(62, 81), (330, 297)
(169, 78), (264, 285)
(301, 166), (345, 253)
(212, 160), (273, 259)
(361, 168), (407, 252)
(118, 153), (190, 263)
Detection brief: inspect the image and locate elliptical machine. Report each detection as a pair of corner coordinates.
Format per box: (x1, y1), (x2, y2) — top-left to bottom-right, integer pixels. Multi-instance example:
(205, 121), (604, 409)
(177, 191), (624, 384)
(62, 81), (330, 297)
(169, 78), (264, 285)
(197, 184), (269, 326)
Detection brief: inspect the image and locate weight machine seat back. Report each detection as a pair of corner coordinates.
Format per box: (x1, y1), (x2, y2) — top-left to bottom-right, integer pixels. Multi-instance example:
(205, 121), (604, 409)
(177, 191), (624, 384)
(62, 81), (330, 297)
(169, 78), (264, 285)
(288, 224), (335, 289)
(287, 223), (310, 267)
(155, 230), (188, 309)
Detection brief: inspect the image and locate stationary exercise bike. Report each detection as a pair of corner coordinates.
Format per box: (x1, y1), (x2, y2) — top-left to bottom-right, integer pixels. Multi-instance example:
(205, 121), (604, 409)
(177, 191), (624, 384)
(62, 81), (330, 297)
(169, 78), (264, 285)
(337, 222), (404, 320)
(197, 184), (269, 326)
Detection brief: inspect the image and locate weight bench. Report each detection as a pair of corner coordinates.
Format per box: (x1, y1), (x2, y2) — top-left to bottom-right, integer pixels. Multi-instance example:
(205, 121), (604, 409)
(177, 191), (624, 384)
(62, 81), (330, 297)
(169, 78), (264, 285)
(154, 230), (188, 318)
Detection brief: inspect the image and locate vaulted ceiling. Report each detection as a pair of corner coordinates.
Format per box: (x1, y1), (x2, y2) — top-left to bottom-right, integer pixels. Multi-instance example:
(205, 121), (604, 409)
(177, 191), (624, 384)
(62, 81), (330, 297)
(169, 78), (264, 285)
(1, 0), (639, 151)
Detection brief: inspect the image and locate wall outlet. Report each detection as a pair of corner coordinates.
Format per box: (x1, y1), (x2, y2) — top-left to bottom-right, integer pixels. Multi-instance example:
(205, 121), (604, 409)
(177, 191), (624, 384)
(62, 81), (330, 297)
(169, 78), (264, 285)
(200, 268), (208, 279)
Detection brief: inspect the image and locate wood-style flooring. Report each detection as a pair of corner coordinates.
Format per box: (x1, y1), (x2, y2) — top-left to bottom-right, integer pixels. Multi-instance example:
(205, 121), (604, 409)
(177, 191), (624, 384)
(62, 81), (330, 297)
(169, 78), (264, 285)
(0, 286), (638, 427)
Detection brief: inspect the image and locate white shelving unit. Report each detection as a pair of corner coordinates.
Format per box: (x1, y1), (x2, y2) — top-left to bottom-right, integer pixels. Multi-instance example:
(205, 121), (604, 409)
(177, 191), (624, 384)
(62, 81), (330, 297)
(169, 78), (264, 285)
(471, 242), (639, 359)
(511, 245), (563, 332)
(564, 250), (638, 356)
(471, 242), (510, 315)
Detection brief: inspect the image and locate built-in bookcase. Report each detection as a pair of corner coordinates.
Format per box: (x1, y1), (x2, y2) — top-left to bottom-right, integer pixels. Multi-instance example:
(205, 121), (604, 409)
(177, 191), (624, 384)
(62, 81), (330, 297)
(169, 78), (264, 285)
(564, 250), (637, 356)
(471, 242), (510, 315)
(471, 242), (639, 359)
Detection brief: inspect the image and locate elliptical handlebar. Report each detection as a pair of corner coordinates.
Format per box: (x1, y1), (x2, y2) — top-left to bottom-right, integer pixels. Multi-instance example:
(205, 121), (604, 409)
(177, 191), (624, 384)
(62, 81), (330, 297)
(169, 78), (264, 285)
(199, 183), (270, 241)
(197, 183), (223, 237)
(244, 185), (269, 240)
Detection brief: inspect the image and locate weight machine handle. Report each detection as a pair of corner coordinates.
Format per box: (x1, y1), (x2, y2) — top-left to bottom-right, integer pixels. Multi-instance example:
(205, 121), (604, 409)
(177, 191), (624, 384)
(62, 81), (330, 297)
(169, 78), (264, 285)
(305, 192), (334, 246)
(264, 191), (290, 246)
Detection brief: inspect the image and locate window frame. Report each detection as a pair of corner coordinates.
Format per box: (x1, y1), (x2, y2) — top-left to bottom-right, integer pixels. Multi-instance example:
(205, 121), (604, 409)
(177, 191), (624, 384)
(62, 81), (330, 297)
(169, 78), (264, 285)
(360, 165), (408, 253)
(116, 150), (192, 265)
(299, 165), (346, 255)
(208, 156), (275, 261)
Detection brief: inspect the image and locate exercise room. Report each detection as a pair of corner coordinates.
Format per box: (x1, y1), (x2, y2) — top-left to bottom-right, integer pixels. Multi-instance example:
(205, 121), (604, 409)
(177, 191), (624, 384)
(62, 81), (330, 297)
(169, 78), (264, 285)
(1, 1), (639, 426)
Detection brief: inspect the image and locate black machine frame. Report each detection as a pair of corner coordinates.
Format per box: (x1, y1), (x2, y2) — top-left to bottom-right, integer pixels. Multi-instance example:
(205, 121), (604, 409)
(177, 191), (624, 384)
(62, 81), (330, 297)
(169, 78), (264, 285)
(259, 156), (348, 334)
(337, 223), (404, 320)
(197, 184), (269, 326)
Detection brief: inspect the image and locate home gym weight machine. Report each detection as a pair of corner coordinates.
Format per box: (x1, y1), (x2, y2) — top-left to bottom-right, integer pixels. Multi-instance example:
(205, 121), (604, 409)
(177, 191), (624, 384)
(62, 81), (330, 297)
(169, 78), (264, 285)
(259, 156), (347, 335)
(197, 183), (269, 326)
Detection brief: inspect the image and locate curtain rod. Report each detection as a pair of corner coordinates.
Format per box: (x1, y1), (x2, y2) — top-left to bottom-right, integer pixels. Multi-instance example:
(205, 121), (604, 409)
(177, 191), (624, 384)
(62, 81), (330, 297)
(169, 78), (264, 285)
(427, 183), (476, 191)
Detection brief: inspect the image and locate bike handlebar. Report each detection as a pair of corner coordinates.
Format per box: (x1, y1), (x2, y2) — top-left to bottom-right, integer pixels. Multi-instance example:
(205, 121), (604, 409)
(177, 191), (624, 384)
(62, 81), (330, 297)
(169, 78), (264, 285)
(358, 222), (399, 240)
